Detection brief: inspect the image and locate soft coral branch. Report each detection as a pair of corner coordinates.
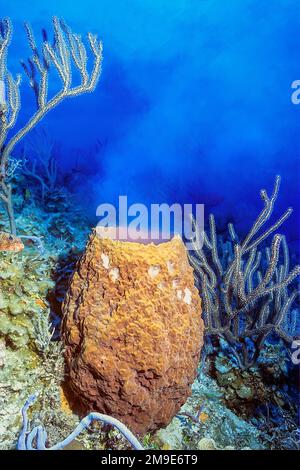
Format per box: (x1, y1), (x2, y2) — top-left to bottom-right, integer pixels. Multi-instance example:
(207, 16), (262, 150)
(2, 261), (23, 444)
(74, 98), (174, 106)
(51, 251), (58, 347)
(0, 16), (103, 235)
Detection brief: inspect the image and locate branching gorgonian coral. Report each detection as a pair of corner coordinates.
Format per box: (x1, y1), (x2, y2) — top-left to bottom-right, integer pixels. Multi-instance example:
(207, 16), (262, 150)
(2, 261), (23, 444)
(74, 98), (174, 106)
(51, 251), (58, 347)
(0, 17), (103, 235)
(189, 176), (300, 369)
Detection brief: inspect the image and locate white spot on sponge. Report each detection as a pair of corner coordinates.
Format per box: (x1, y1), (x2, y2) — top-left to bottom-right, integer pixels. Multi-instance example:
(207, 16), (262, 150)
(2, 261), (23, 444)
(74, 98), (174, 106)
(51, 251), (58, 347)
(101, 253), (110, 269)
(148, 265), (160, 278)
(109, 267), (120, 282)
(183, 288), (192, 305)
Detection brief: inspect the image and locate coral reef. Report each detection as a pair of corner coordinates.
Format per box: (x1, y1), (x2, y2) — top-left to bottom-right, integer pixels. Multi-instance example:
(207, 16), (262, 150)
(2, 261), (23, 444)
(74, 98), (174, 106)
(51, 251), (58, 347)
(0, 177), (90, 449)
(189, 176), (300, 368)
(62, 232), (204, 435)
(0, 170), (298, 451)
(156, 369), (264, 450)
(209, 342), (297, 420)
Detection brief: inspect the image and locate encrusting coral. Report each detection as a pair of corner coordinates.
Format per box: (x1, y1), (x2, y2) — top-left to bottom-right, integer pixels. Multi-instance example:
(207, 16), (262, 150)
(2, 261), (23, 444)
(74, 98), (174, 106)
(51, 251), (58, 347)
(0, 179), (92, 449)
(0, 231), (24, 252)
(62, 232), (204, 435)
(0, 16), (103, 235)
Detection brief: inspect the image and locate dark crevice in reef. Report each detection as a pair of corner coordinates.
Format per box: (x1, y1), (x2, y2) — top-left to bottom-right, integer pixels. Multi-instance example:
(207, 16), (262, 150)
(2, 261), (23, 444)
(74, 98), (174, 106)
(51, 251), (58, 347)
(47, 248), (83, 338)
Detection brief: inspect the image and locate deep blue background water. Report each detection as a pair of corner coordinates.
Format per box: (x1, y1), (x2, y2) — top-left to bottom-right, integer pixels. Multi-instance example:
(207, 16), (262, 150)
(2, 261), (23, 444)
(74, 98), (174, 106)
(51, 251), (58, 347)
(1, 0), (300, 250)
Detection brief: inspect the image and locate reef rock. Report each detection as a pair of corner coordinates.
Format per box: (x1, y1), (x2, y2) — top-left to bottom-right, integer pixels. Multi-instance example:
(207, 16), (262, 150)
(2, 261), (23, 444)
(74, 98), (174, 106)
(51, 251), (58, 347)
(62, 230), (203, 435)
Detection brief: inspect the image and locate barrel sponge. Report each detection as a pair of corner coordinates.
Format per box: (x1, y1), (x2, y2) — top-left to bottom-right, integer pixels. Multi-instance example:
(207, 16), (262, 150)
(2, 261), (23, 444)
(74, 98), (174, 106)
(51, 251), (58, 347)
(62, 231), (204, 435)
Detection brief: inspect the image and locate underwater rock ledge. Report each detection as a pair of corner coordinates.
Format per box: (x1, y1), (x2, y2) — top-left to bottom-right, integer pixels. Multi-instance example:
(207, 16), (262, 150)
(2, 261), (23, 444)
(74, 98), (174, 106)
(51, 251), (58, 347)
(62, 231), (203, 435)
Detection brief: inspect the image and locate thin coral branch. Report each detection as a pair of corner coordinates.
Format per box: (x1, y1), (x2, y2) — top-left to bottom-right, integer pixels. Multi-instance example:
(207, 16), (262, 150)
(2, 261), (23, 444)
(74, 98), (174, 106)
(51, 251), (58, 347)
(22, 129), (58, 199)
(1, 17), (103, 172)
(0, 16), (103, 234)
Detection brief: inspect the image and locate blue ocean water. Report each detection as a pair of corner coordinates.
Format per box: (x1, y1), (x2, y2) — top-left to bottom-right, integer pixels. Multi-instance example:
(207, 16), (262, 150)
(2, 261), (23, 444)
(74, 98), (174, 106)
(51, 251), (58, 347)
(1, 0), (300, 246)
